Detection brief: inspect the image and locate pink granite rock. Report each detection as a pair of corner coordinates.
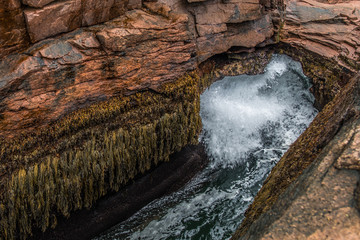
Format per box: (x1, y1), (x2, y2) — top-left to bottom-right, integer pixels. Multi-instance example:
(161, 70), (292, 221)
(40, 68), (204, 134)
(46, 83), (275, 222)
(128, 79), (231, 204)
(82, 0), (115, 26)
(0, 10), (196, 137)
(0, 0), (29, 58)
(24, 0), (82, 43)
(281, 0), (360, 68)
(21, 0), (56, 8)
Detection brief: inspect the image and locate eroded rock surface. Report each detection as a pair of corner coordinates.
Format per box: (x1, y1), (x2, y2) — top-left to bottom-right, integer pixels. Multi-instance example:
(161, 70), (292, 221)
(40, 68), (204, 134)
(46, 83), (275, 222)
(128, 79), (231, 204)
(1, 0), (360, 239)
(0, 0), (276, 138)
(232, 74), (360, 240)
(0, 0), (29, 58)
(0, 9), (196, 137)
(281, 0), (360, 69)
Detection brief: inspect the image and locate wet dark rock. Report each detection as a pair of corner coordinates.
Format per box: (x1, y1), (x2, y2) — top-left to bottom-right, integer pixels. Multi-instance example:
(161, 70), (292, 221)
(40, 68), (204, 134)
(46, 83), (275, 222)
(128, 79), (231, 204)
(34, 144), (208, 240)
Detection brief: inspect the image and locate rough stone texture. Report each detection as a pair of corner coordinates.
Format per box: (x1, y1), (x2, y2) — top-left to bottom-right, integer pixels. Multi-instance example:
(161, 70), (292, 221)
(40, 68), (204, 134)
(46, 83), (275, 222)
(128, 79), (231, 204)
(183, 0), (273, 61)
(24, 0), (83, 43)
(232, 74), (360, 239)
(191, 0), (262, 26)
(281, 0), (360, 69)
(0, 0), (29, 58)
(81, 0), (116, 26)
(82, 0), (131, 26)
(22, 0), (133, 43)
(22, 0), (56, 8)
(0, 0), (277, 137)
(0, 9), (196, 138)
(196, 14), (274, 61)
(335, 129), (360, 170)
(240, 118), (360, 240)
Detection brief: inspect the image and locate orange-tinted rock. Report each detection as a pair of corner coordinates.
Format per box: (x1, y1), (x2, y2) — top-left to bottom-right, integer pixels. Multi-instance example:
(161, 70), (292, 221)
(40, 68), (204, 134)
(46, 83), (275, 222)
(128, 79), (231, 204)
(196, 14), (273, 61)
(0, 0), (277, 136)
(0, 0), (29, 58)
(24, 0), (82, 43)
(281, 0), (360, 69)
(0, 10), (196, 137)
(21, 0), (56, 8)
(82, 0), (116, 26)
(23, 0), (135, 43)
(191, 0), (262, 25)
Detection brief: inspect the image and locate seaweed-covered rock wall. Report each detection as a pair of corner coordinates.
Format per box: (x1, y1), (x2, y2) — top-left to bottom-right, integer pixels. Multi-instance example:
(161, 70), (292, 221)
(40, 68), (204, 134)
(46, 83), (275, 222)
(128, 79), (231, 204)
(1, 0), (360, 239)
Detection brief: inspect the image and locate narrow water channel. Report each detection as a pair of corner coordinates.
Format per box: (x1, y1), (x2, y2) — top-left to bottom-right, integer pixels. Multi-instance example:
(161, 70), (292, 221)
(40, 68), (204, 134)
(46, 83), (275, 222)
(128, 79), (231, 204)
(95, 55), (318, 240)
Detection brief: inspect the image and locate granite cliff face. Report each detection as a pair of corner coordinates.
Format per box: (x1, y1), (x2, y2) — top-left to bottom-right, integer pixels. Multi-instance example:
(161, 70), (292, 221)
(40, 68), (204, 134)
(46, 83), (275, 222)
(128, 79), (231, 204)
(281, 0), (360, 69)
(0, 9), (196, 137)
(1, 0), (360, 239)
(0, 0), (274, 138)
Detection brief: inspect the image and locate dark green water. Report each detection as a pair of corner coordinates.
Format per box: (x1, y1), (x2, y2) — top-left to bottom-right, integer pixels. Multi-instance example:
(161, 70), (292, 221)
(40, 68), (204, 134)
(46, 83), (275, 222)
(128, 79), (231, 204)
(95, 55), (318, 240)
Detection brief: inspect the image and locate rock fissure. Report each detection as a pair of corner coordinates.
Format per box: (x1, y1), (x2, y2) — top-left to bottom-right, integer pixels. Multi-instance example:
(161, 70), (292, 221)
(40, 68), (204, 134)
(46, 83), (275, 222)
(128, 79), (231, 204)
(1, 0), (360, 239)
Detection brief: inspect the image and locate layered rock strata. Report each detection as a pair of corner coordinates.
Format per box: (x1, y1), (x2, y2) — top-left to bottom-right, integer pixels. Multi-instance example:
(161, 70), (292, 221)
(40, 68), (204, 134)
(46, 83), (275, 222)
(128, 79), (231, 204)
(0, 9), (196, 138)
(281, 0), (360, 70)
(1, 0), (360, 239)
(0, 0), (278, 238)
(0, 1), (275, 138)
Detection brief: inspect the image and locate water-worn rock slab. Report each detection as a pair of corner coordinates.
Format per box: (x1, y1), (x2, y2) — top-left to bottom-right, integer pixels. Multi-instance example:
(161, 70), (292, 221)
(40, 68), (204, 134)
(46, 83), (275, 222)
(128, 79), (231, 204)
(241, 118), (360, 240)
(24, 0), (82, 43)
(21, 0), (56, 8)
(282, 0), (360, 68)
(232, 75), (360, 240)
(0, 0), (29, 58)
(0, 10), (196, 137)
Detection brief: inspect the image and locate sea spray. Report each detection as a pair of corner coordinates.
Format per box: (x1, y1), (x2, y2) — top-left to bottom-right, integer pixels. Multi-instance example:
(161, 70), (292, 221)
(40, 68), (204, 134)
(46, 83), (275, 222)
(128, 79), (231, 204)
(95, 55), (318, 240)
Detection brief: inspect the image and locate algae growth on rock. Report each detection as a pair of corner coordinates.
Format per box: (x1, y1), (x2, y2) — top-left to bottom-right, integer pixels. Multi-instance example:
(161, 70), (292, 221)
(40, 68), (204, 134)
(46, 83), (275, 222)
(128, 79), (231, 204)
(0, 71), (214, 239)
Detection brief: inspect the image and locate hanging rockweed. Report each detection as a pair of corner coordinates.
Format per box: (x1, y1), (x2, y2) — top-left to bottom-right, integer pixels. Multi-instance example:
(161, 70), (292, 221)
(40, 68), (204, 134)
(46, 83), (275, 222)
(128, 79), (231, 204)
(0, 71), (214, 239)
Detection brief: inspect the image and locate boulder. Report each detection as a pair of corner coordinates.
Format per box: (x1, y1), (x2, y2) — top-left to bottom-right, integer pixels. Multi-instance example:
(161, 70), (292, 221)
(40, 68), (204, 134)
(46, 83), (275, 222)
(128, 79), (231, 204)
(0, 0), (29, 58)
(24, 0), (82, 43)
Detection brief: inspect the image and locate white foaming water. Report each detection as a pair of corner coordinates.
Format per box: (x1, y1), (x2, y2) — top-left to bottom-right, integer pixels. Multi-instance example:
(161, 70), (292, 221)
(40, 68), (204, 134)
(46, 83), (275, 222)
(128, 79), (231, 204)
(200, 54), (315, 168)
(95, 55), (318, 240)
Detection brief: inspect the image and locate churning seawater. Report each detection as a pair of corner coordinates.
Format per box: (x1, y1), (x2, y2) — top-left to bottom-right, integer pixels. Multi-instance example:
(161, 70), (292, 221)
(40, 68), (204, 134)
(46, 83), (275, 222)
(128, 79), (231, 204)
(95, 55), (318, 240)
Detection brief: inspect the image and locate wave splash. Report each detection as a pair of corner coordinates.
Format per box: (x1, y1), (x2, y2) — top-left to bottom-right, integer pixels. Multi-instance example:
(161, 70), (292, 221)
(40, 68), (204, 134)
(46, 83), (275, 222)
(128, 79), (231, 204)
(95, 54), (318, 240)
(200, 54), (316, 168)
